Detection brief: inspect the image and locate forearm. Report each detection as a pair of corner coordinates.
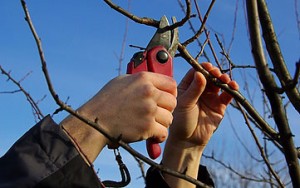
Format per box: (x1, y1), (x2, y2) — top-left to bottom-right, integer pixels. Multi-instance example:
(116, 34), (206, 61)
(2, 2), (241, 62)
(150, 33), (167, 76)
(162, 139), (204, 188)
(60, 114), (108, 164)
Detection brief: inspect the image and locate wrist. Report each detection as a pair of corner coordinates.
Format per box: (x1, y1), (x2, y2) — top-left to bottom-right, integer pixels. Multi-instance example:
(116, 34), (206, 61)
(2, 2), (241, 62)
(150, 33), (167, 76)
(166, 135), (207, 153)
(162, 139), (204, 169)
(60, 113), (109, 164)
(161, 139), (204, 188)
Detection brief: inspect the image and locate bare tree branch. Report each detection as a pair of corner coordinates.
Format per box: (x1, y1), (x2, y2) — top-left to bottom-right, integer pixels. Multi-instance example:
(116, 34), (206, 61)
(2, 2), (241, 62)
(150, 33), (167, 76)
(226, 111), (263, 162)
(291, 60), (300, 88)
(203, 153), (279, 186)
(0, 65), (44, 121)
(21, 0), (211, 187)
(227, 0), (239, 54)
(103, 0), (192, 31)
(236, 102), (284, 187)
(17, 0), (300, 186)
(295, 0), (300, 39)
(177, 0), (211, 62)
(182, 0), (216, 46)
(246, 0), (300, 186)
(103, 0), (158, 27)
(257, 0), (300, 114)
(193, 0), (222, 69)
(115, 0), (131, 76)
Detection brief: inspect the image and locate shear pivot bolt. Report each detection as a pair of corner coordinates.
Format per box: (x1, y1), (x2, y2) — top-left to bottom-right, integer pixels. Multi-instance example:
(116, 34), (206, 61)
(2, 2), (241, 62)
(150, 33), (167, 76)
(156, 50), (169, 64)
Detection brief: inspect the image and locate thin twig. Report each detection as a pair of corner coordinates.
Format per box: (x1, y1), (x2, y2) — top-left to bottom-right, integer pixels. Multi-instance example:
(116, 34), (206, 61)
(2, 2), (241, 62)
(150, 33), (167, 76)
(226, 111), (263, 162)
(215, 34), (233, 76)
(291, 60), (300, 89)
(115, 0), (131, 76)
(133, 156), (146, 182)
(177, 0), (211, 62)
(195, 36), (209, 61)
(202, 153), (279, 186)
(236, 102), (285, 187)
(166, 0), (192, 31)
(295, 0), (300, 39)
(0, 65), (44, 121)
(103, 0), (158, 27)
(182, 0), (216, 46)
(128, 44), (146, 50)
(103, 0), (191, 31)
(227, 0), (239, 54)
(193, 0), (221, 69)
(221, 65), (257, 73)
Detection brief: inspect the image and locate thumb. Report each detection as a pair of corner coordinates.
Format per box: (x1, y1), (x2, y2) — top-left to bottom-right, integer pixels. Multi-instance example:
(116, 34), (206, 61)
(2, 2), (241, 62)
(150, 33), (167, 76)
(178, 70), (207, 107)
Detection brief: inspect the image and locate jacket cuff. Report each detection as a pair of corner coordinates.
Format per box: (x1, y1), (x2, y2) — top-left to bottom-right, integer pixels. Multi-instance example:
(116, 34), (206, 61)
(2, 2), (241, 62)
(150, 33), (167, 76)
(145, 165), (215, 188)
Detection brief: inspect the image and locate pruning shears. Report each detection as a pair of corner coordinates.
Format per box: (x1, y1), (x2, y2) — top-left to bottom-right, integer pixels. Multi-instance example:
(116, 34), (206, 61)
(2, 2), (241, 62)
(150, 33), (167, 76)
(127, 16), (179, 159)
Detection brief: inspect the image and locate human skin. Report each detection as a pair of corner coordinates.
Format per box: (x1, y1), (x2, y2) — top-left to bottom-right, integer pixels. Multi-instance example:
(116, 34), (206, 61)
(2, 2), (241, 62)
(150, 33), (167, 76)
(60, 62), (239, 188)
(61, 72), (177, 163)
(162, 62), (239, 188)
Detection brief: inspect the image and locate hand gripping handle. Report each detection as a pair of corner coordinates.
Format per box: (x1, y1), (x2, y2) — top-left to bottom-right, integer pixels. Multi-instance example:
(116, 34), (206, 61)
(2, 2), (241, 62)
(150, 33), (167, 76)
(127, 46), (173, 159)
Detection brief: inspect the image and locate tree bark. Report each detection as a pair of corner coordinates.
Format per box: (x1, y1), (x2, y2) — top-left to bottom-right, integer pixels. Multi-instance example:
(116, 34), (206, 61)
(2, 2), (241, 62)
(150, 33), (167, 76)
(246, 0), (300, 186)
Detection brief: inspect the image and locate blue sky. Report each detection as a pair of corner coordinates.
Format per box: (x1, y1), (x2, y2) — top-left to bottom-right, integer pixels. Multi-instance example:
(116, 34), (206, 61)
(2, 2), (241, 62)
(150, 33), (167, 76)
(1, 0), (299, 187)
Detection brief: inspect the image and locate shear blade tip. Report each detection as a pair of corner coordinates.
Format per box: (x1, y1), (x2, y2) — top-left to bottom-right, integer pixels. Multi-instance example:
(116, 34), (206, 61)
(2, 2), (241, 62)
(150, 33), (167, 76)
(159, 15), (169, 28)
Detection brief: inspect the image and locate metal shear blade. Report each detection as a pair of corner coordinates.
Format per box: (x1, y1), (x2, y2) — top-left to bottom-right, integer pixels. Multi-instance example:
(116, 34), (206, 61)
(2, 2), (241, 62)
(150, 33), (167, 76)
(146, 16), (178, 57)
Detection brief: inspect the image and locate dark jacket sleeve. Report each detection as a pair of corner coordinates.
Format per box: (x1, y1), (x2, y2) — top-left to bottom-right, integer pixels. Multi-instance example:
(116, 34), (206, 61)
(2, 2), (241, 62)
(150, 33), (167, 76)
(145, 165), (215, 188)
(0, 115), (214, 188)
(0, 115), (103, 188)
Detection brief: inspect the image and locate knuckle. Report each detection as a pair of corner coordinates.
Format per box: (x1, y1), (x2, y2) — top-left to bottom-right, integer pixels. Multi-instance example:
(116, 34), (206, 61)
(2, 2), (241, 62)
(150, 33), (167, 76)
(168, 112), (174, 125)
(140, 117), (155, 132)
(163, 93), (177, 112)
(164, 113), (173, 128)
(141, 84), (156, 98)
(135, 71), (149, 81)
(146, 102), (157, 115)
(170, 78), (177, 89)
(169, 113), (174, 124)
(167, 78), (178, 96)
(139, 100), (157, 116)
(157, 128), (168, 142)
(170, 96), (177, 110)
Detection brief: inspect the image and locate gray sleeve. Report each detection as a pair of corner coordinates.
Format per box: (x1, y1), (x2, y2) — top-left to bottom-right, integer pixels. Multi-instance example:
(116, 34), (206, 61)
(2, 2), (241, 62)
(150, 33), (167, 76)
(0, 115), (101, 188)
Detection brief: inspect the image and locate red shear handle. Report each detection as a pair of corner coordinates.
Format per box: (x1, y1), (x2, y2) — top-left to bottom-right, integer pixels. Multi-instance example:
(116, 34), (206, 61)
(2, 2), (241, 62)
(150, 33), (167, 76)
(146, 46), (173, 77)
(127, 46), (173, 77)
(127, 51), (148, 74)
(127, 46), (173, 159)
(146, 139), (162, 159)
